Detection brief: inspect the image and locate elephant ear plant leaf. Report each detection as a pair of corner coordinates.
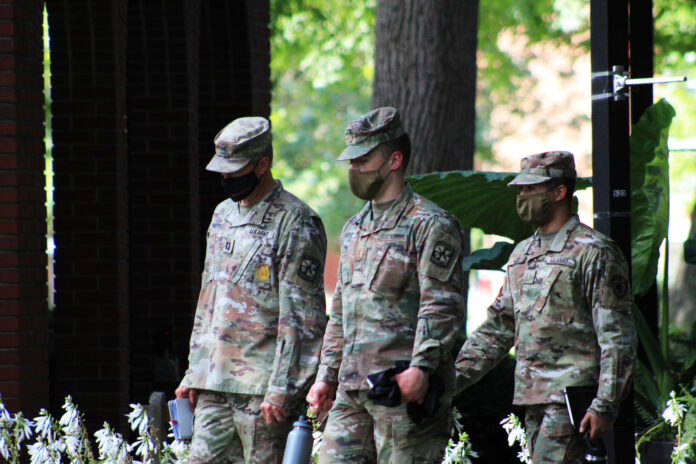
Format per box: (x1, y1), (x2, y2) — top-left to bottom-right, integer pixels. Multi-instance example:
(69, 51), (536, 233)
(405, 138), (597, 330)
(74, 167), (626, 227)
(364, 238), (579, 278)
(408, 170), (590, 272)
(630, 97), (675, 297)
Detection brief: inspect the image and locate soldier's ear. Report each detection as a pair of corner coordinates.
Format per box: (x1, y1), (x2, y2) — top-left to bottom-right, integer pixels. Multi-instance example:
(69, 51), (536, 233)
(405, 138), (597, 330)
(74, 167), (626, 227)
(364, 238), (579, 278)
(390, 151), (403, 171)
(255, 156), (271, 176)
(550, 184), (567, 202)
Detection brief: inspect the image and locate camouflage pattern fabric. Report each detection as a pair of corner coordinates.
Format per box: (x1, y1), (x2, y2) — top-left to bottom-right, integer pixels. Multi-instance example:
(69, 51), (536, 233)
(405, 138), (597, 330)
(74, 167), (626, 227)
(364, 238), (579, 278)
(456, 215), (636, 421)
(525, 403), (584, 464)
(188, 391), (291, 464)
(180, 180), (327, 409)
(316, 183), (465, 462)
(318, 389), (451, 464)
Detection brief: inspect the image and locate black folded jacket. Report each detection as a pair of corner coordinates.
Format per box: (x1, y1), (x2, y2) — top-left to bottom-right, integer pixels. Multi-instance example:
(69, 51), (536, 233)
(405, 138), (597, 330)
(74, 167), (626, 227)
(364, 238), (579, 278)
(365, 360), (444, 424)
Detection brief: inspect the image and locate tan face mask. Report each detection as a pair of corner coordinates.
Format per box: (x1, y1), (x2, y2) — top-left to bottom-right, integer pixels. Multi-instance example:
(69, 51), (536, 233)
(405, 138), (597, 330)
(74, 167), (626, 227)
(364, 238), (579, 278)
(516, 191), (552, 226)
(348, 157), (391, 201)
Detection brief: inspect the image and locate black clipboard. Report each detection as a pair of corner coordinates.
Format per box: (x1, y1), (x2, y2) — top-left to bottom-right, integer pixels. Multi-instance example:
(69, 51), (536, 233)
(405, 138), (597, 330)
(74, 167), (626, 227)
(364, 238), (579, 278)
(563, 385), (597, 430)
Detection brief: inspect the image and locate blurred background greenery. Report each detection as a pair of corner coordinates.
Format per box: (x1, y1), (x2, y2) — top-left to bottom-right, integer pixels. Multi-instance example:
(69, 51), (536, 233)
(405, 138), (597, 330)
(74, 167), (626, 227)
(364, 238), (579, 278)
(267, 0), (696, 252)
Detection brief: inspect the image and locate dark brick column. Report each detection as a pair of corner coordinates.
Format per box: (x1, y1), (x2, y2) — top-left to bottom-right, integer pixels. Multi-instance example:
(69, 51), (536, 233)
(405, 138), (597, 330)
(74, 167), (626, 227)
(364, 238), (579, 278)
(127, 0), (202, 403)
(47, 0), (130, 431)
(0, 0), (49, 416)
(198, 0), (271, 248)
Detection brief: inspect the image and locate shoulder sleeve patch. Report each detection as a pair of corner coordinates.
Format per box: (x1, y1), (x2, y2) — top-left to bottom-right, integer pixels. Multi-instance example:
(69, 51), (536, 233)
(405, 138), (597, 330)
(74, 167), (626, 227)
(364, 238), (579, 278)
(421, 234), (461, 282)
(430, 241), (455, 268)
(298, 254), (321, 282)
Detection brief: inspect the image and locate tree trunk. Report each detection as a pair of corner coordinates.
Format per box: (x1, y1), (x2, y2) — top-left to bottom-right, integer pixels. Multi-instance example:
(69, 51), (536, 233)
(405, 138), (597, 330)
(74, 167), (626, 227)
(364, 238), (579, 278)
(372, 0), (478, 175)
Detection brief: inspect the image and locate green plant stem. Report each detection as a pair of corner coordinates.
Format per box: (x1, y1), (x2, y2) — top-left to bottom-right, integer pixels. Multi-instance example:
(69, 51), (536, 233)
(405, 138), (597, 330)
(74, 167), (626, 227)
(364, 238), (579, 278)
(635, 422), (665, 459)
(661, 235), (669, 362)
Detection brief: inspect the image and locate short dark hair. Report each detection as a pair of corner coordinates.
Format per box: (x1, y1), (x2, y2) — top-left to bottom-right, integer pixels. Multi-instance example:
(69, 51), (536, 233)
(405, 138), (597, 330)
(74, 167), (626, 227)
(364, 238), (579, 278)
(378, 133), (411, 170)
(547, 177), (576, 205)
(253, 146), (273, 167)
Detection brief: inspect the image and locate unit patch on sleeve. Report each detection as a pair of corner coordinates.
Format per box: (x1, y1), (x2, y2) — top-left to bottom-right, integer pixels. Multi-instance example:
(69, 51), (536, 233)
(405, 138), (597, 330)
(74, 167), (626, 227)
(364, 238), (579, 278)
(298, 255), (320, 282)
(611, 275), (628, 298)
(430, 241), (455, 268)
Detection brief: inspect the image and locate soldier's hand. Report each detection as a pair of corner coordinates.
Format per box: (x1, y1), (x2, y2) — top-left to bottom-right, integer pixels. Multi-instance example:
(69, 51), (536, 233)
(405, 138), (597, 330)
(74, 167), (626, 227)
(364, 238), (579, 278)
(261, 401), (289, 425)
(579, 411), (612, 442)
(306, 381), (337, 413)
(175, 386), (196, 411)
(393, 366), (429, 404)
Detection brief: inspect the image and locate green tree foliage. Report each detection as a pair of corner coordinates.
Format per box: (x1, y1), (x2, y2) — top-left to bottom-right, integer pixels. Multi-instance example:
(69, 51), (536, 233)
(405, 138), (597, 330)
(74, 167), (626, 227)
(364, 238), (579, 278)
(269, 0), (376, 243)
(269, 0), (696, 241)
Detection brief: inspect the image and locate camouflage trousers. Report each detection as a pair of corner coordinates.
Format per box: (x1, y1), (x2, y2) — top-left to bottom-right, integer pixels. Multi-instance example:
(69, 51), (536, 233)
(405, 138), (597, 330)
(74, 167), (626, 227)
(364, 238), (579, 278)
(188, 391), (292, 464)
(318, 389), (451, 464)
(525, 403), (584, 464)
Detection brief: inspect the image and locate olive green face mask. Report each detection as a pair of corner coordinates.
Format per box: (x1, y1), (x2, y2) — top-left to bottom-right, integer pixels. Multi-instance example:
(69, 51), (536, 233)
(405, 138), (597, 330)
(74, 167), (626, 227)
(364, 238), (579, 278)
(348, 158), (391, 201)
(516, 191), (552, 226)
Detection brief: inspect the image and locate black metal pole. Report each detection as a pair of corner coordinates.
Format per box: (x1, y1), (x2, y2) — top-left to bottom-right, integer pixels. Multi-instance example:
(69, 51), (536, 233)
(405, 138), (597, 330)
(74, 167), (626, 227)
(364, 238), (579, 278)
(590, 1), (634, 463)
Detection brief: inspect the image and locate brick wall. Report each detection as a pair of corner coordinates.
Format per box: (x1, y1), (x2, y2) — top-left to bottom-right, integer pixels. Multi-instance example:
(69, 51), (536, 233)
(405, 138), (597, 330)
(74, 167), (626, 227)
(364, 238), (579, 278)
(47, 0), (130, 430)
(2, 0), (270, 433)
(0, 0), (48, 416)
(198, 0), (270, 246)
(127, 0), (202, 404)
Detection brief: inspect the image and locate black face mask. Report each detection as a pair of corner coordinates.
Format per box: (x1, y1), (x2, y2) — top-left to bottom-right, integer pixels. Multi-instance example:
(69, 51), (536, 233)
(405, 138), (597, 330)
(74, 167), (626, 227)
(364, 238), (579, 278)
(220, 168), (260, 202)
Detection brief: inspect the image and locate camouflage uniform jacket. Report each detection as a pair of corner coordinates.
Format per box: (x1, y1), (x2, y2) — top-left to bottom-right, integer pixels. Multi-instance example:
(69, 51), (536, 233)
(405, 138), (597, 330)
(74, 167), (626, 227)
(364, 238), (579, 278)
(456, 215), (636, 420)
(180, 180), (327, 409)
(316, 183), (465, 392)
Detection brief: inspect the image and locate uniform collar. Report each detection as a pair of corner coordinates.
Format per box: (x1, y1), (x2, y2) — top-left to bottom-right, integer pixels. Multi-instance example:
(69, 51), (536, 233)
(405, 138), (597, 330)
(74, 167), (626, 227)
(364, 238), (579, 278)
(225, 180), (283, 227)
(525, 214), (580, 256)
(355, 182), (412, 235)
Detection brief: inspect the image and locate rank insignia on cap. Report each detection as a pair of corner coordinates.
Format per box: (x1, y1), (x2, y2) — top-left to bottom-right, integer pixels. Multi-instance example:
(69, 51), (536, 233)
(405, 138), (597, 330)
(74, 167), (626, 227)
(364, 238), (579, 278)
(430, 241), (454, 268)
(611, 275), (628, 298)
(298, 255), (320, 282)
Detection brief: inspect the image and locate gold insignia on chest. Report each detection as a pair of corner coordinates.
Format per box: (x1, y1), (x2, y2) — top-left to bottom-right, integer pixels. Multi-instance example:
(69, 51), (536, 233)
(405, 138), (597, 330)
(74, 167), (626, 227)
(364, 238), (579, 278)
(256, 265), (270, 281)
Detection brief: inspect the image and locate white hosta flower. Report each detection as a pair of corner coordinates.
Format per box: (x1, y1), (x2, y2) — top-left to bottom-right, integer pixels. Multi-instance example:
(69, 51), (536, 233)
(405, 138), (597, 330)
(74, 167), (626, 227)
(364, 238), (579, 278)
(672, 442), (692, 464)
(0, 401), (11, 423)
(13, 413), (34, 444)
(63, 433), (81, 456)
(27, 441), (52, 464)
(127, 403), (149, 436)
(442, 432), (479, 464)
(169, 438), (190, 461)
(33, 410), (53, 439)
(0, 434), (10, 460)
(500, 413), (532, 464)
(661, 391), (687, 427)
(59, 396), (81, 435)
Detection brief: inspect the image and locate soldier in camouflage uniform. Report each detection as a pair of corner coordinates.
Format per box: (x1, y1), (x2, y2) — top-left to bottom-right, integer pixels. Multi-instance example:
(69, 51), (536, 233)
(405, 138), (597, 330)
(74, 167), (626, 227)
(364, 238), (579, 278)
(456, 151), (636, 463)
(306, 107), (466, 464)
(175, 117), (328, 464)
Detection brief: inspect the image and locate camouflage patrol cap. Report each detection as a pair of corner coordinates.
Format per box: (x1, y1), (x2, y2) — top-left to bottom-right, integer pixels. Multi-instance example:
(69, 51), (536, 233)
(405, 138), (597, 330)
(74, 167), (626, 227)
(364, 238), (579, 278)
(507, 151), (577, 187)
(337, 107), (405, 161)
(206, 116), (272, 173)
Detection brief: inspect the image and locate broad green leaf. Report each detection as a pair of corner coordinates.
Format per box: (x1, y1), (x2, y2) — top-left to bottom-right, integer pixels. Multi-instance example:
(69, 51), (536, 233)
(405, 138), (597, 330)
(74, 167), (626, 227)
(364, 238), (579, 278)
(461, 241), (516, 272)
(408, 171), (531, 241)
(408, 170), (591, 242)
(632, 304), (667, 381)
(630, 98), (676, 296)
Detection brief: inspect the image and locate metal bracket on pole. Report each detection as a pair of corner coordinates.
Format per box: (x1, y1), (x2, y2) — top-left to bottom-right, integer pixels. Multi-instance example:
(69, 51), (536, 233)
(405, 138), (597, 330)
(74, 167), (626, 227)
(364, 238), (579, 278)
(592, 65), (687, 101)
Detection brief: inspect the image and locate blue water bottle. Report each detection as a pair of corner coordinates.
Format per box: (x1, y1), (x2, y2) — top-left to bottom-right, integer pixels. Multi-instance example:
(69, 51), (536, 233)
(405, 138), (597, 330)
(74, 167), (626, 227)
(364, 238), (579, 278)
(281, 415), (314, 464)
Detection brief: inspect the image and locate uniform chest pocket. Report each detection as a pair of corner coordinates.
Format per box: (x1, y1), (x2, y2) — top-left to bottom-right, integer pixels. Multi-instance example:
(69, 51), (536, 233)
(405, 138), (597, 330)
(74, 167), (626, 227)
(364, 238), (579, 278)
(230, 241), (263, 283)
(521, 266), (562, 314)
(368, 245), (412, 299)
